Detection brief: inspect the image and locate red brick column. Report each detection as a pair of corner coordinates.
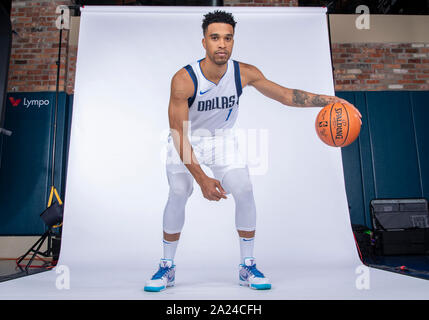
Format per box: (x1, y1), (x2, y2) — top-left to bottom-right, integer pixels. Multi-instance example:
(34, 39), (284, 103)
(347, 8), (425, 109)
(8, 0), (75, 93)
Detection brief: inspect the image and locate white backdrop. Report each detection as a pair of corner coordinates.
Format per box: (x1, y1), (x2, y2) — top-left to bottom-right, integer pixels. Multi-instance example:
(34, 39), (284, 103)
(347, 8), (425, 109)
(2, 6), (428, 300)
(59, 5), (359, 270)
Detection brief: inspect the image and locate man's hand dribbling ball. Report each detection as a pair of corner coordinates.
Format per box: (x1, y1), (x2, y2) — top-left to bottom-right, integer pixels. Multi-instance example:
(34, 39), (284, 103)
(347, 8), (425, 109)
(334, 98), (362, 125)
(198, 176), (227, 201)
(315, 101), (362, 148)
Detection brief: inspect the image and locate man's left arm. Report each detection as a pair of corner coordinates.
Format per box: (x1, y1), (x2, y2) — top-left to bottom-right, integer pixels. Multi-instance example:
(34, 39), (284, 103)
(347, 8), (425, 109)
(241, 63), (362, 119)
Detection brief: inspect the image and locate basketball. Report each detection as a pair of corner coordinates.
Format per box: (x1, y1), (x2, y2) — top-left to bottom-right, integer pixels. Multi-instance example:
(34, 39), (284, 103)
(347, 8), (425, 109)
(315, 102), (361, 147)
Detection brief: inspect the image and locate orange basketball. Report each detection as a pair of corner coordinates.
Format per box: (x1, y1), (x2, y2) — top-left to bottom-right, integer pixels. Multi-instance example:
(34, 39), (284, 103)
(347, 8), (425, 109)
(315, 102), (361, 147)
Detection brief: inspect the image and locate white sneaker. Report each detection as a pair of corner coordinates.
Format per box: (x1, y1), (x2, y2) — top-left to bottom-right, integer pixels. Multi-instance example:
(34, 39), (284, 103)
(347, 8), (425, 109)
(239, 257), (271, 290)
(144, 259), (175, 292)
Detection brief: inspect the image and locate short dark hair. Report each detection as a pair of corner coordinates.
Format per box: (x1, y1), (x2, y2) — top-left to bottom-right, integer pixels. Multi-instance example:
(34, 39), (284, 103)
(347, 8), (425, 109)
(202, 10), (236, 36)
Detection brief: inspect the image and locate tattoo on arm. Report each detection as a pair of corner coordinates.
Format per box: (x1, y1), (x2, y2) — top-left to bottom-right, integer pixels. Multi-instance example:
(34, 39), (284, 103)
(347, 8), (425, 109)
(310, 95), (335, 107)
(292, 89), (335, 107)
(292, 89), (309, 106)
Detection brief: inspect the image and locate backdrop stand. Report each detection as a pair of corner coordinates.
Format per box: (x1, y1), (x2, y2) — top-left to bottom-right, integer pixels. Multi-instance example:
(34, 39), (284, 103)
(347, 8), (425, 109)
(16, 9), (66, 271)
(16, 229), (55, 272)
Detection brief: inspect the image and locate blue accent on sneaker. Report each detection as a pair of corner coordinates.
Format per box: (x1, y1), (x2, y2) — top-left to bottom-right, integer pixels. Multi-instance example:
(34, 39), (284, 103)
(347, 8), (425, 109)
(239, 258), (271, 290)
(152, 266), (172, 280)
(242, 264), (265, 278)
(239, 273), (249, 281)
(144, 285), (166, 292)
(251, 283), (271, 290)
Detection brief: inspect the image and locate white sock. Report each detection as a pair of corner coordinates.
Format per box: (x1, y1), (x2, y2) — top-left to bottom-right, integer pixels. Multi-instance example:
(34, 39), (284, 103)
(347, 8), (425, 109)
(163, 239), (178, 261)
(239, 237), (255, 264)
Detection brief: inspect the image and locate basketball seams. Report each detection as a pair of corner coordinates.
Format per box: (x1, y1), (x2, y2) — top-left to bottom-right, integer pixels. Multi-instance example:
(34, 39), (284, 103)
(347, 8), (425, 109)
(316, 102), (360, 148)
(328, 103), (336, 146)
(340, 102), (350, 147)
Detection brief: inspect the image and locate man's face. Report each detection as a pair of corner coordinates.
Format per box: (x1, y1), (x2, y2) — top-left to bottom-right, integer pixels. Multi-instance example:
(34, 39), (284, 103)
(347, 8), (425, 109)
(202, 22), (234, 65)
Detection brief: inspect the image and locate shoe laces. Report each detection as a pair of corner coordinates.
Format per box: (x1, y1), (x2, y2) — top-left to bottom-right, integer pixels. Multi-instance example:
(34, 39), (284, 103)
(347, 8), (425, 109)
(152, 266), (171, 280)
(244, 264), (264, 278)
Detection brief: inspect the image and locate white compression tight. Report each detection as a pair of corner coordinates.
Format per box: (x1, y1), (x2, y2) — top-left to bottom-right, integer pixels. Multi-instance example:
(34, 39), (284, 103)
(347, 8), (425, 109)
(162, 167), (257, 234)
(222, 167), (257, 232)
(162, 172), (194, 234)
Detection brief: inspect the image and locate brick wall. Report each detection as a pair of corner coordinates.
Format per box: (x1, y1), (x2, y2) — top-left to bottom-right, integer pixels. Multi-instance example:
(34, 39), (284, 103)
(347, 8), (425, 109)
(332, 43), (429, 90)
(8, 0), (75, 94)
(6, 0), (429, 93)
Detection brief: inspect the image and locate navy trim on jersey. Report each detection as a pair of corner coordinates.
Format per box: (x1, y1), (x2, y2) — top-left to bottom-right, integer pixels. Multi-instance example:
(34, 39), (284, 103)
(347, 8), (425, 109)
(184, 65), (197, 108)
(198, 58), (229, 86)
(233, 60), (242, 98)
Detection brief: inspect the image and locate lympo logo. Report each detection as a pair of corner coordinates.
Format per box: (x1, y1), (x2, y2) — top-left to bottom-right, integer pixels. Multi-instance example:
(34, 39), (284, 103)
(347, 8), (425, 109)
(9, 97), (21, 107)
(10, 97), (50, 109)
(23, 97), (50, 108)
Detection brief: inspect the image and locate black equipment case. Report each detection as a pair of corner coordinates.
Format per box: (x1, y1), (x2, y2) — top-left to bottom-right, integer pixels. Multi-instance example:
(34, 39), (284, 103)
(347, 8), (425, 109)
(370, 198), (429, 255)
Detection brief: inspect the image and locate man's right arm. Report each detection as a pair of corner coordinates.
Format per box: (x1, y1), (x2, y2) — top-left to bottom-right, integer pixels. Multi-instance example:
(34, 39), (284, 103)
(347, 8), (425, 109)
(168, 69), (227, 201)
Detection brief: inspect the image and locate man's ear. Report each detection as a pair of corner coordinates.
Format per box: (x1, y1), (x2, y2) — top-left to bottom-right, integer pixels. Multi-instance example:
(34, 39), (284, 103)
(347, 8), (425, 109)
(202, 37), (206, 50)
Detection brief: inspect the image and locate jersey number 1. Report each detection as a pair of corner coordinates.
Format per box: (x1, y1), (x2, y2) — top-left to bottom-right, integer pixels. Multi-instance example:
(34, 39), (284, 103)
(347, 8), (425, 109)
(225, 109), (232, 121)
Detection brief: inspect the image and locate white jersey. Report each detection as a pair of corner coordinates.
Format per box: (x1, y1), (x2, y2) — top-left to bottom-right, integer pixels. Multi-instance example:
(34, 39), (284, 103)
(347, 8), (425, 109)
(166, 58), (247, 179)
(183, 58), (242, 136)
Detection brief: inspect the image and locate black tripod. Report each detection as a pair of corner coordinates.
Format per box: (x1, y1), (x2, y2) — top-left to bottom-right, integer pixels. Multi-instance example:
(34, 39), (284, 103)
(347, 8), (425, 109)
(17, 198), (63, 271)
(16, 228), (57, 272)
(17, 14), (66, 271)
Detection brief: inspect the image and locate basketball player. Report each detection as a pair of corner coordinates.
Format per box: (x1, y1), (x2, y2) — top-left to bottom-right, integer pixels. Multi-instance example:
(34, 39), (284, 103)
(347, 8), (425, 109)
(144, 10), (362, 292)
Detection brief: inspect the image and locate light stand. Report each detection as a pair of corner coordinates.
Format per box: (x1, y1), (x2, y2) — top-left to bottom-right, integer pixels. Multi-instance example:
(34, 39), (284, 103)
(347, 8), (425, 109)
(17, 8), (67, 271)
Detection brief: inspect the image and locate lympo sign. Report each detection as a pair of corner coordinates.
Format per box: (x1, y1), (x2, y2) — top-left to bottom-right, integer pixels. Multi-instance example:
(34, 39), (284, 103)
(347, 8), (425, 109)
(1, 91), (73, 235)
(9, 96), (50, 109)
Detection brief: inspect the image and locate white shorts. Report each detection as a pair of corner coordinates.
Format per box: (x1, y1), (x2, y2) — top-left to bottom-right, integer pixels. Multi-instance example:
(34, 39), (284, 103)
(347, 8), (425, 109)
(165, 130), (247, 185)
